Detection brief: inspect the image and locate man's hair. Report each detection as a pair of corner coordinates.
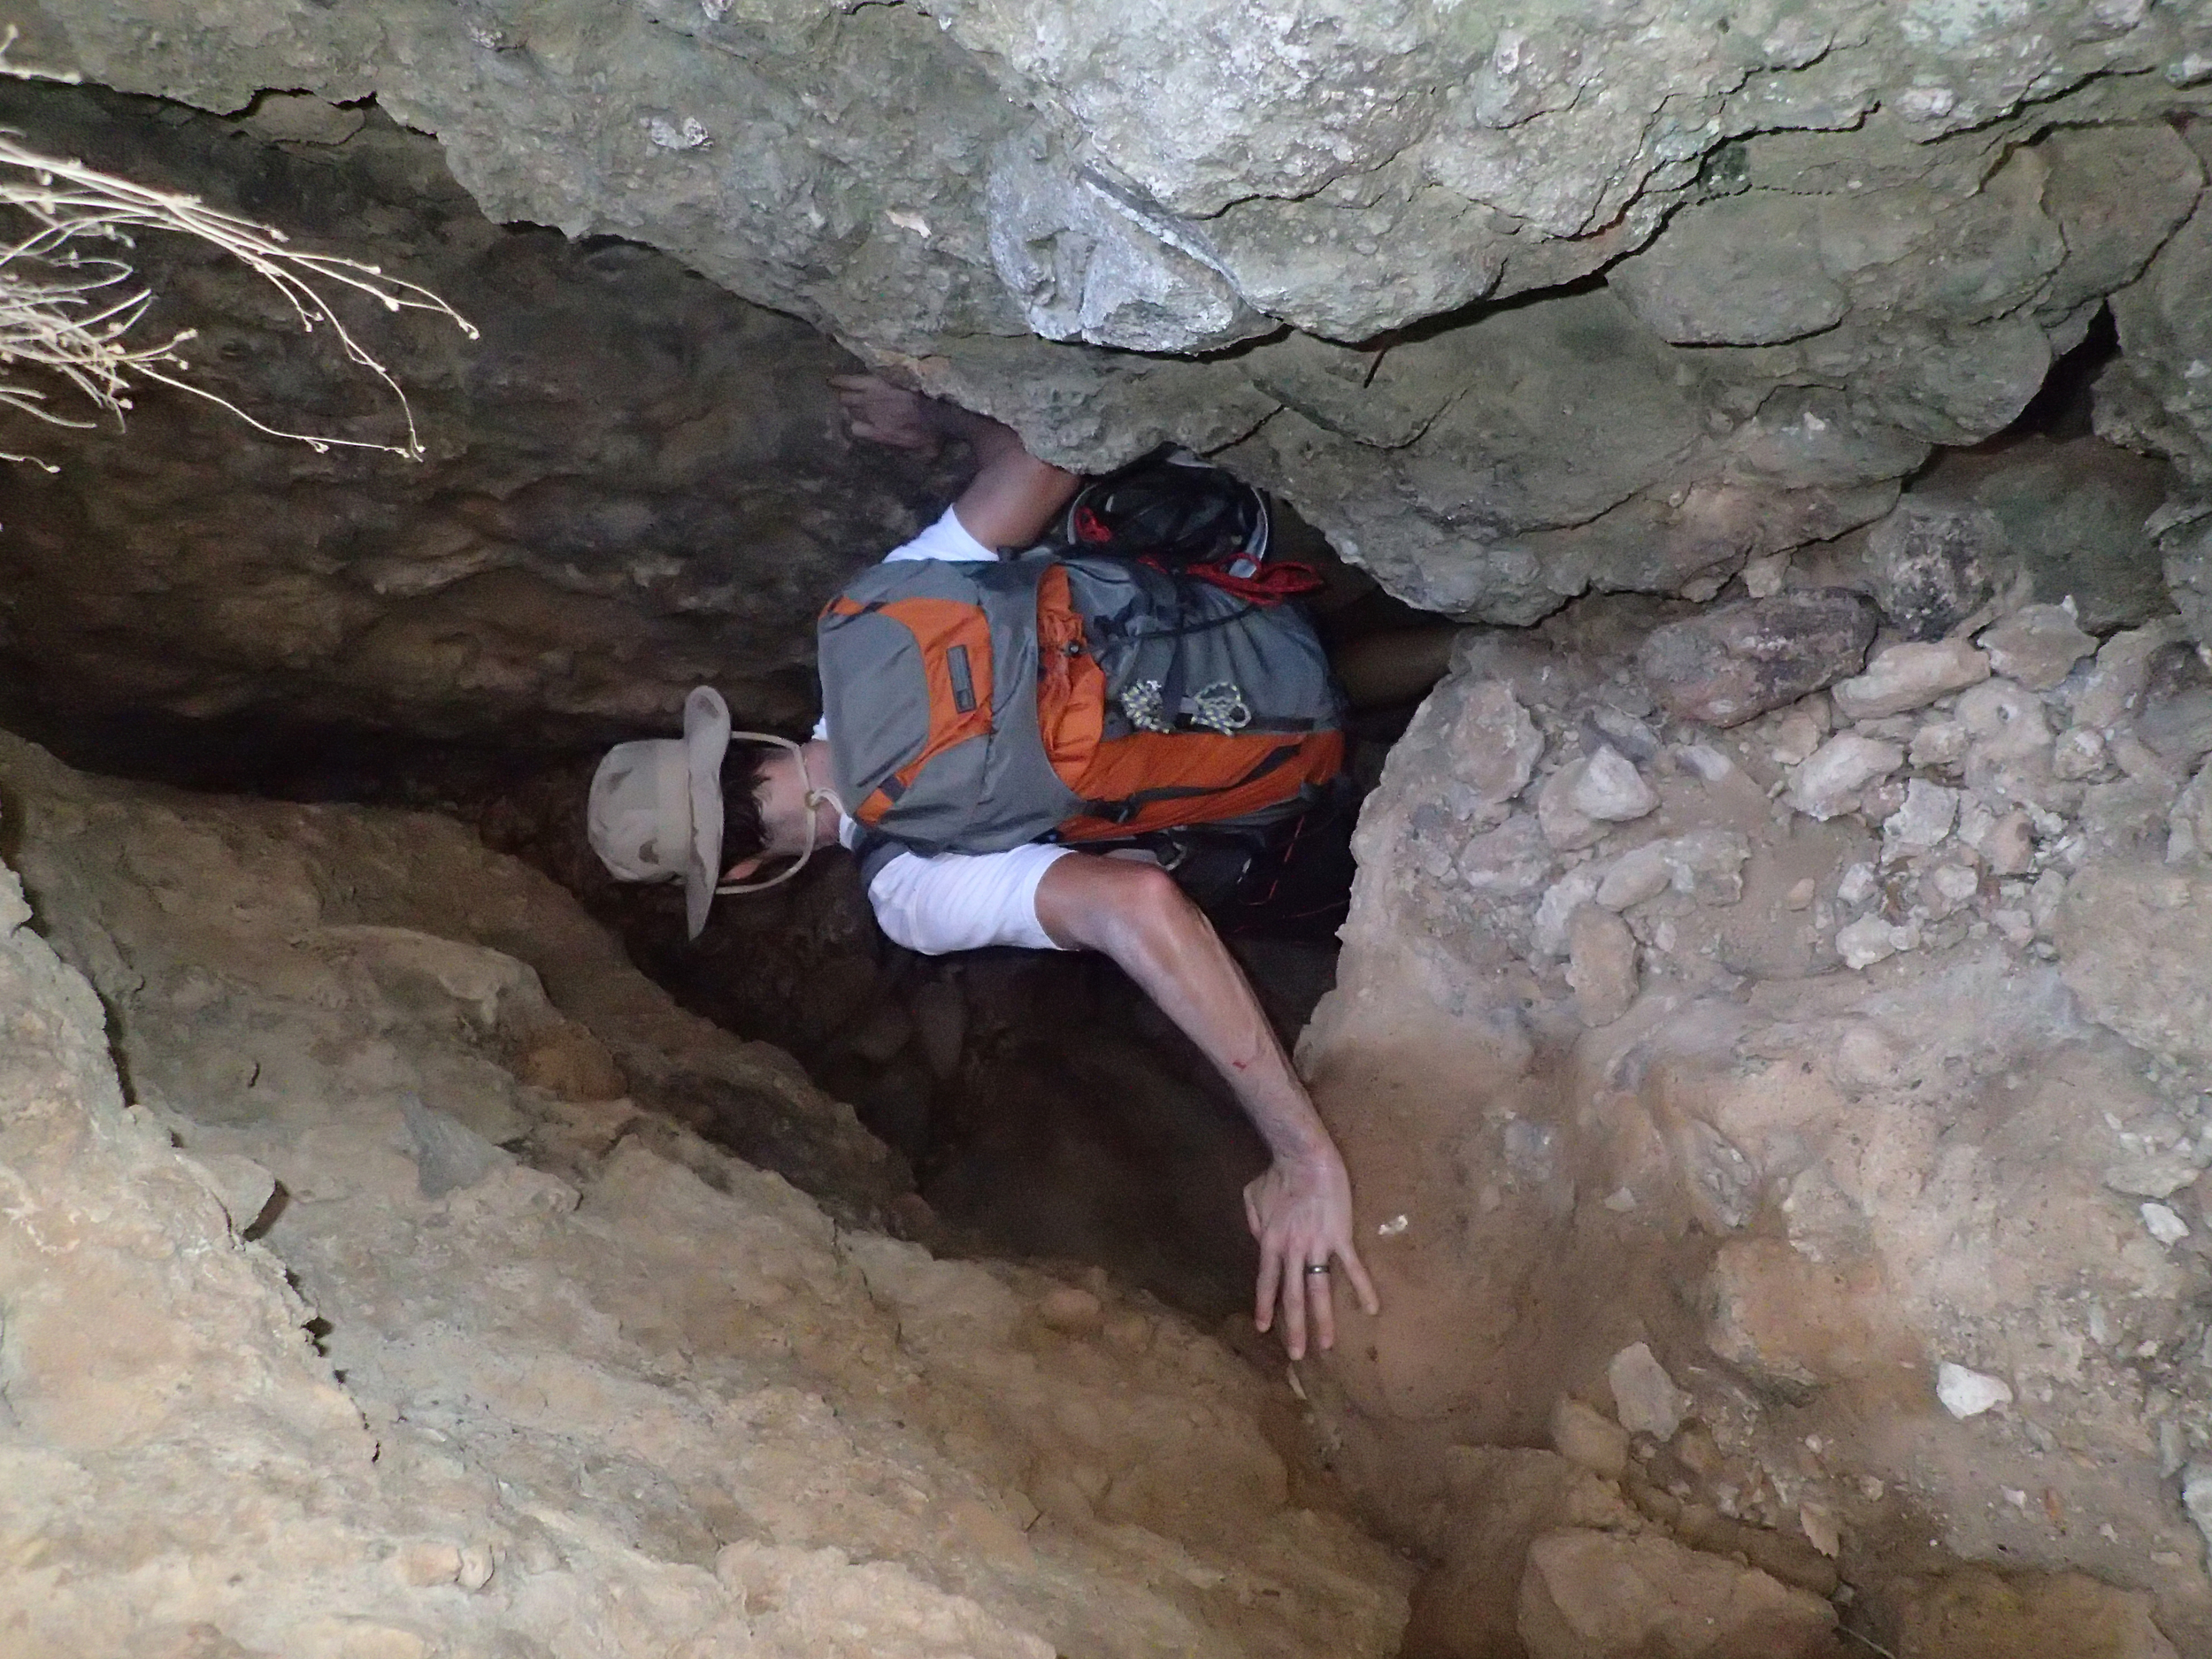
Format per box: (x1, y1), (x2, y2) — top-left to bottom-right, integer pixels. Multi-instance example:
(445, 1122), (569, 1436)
(719, 741), (772, 864)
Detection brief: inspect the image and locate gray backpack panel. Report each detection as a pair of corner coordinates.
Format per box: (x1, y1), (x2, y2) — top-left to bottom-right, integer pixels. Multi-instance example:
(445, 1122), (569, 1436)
(819, 554), (1080, 859)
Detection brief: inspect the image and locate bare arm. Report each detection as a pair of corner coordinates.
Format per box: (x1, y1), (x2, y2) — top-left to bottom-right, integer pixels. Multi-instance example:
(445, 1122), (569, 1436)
(834, 373), (1078, 551)
(1033, 853), (1379, 1359)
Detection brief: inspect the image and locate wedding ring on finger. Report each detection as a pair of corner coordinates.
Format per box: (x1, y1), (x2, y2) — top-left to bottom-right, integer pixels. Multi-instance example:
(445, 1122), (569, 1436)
(1303, 1263), (1331, 1277)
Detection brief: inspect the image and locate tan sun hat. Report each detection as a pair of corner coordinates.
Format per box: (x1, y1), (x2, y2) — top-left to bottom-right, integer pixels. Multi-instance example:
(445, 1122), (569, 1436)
(588, 685), (733, 938)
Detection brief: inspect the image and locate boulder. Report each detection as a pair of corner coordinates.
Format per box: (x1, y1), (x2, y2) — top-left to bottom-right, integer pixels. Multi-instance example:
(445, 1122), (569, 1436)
(1517, 1531), (1837, 1659)
(1865, 498), (2006, 640)
(1640, 592), (1878, 727)
(1568, 908), (1640, 1027)
(1832, 640), (1992, 719)
(1978, 604), (2097, 691)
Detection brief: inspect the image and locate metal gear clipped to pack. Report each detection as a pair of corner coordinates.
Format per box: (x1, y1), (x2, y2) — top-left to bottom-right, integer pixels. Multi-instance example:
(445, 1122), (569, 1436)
(1119, 678), (1173, 733)
(1191, 681), (1253, 734)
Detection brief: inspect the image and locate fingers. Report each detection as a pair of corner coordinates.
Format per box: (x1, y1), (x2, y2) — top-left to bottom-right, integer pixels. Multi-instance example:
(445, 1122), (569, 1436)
(1253, 1234), (1281, 1336)
(1306, 1261), (1336, 1354)
(1338, 1239), (1382, 1317)
(1280, 1256), (1309, 1361)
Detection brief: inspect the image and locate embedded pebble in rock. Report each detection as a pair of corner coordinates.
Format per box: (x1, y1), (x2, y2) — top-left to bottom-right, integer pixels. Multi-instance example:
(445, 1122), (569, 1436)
(1536, 762), (1605, 852)
(1832, 639), (1993, 721)
(1766, 707), (1825, 766)
(1446, 680), (1546, 821)
(1936, 1363), (2014, 1419)
(1784, 878), (1816, 910)
(1837, 915), (1915, 971)
(1786, 733), (1905, 820)
(1567, 746), (1658, 824)
(2142, 1202), (2192, 1247)
(1959, 680), (2055, 763)
(1660, 830), (1753, 905)
(1922, 862), (1983, 918)
(2054, 726), (2108, 781)
(1550, 1397), (1629, 1481)
(2184, 1466), (2212, 1568)
(1837, 862), (1879, 907)
(1037, 1285), (1105, 1334)
(1458, 814), (1555, 896)
(1637, 591), (1877, 728)
(1866, 498), (2003, 641)
(1979, 603), (2098, 691)
(1881, 780), (1960, 864)
(396, 1541), (465, 1587)
(1674, 744), (1735, 784)
(1605, 1342), (1689, 1440)
(1910, 718), (1971, 771)
(1525, 871), (1602, 963)
(1976, 810), (2039, 876)
(1992, 907), (2037, 947)
(1567, 906), (1640, 1028)
(2169, 764), (2212, 863)
(2104, 1156), (2203, 1200)
(1740, 553), (1790, 598)
(1594, 841), (1672, 911)
(2075, 620), (2187, 731)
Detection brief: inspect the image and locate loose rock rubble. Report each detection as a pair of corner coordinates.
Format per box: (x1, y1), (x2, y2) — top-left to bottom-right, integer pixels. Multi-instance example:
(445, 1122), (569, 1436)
(1307, 573), (2212, 1654)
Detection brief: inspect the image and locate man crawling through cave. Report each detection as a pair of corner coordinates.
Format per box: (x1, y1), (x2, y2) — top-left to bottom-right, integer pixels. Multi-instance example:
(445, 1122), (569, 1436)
(588, 374), (1379, 1360)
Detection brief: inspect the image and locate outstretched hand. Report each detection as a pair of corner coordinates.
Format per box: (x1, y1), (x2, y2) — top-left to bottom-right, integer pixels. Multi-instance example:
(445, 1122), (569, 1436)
(832, 373), (941, 452)
(1244, 1150), (1380, 1361)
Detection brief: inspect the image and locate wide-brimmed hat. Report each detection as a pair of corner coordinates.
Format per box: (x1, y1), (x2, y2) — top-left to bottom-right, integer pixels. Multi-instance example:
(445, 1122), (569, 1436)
(588, 685), (732, 938)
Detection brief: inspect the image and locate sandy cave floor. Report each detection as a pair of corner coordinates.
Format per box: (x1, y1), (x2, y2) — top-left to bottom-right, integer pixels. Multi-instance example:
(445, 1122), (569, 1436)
(0, 727), (1411, 1659)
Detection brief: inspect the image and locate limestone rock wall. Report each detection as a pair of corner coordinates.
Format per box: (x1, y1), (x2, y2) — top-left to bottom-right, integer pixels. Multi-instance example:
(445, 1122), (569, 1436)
(0, 81), (967, 755)
(0, 729), (1411, 1658)
(17, 0), (2212, 632)
(1295, 585), (2212, 1652)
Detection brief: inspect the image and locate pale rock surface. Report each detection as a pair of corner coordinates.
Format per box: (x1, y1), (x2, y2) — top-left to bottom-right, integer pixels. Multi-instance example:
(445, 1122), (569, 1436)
(2076, 620), (2190, 732)
(0, 733), (1410, 1659)
(1937, 1363), (2015, 1419)
(1980, 604), (2100, 691)
(1883, 780), (1961, 864)
(4, 6), (2208, 639)
(1607, 1342), (1690, 1440)
(1568, 907), (1640, 1027)
(1444, 680), (1546, 820)
(1639, 592), (1878, 728)
(1837, 914), (1918, 971)
(2143, 1202), (2193, 1246)
(1516, 1530), (1836, 1659)
(2168, 764), (2212, 863)
(1305, 614), (2212, 1653)
(1832, 640), (1993, 720)
(1874, 1567), (2184, 1659)
(1550, 1398), (1629, 1481)
(1536, 760), (1608, 852)
(1567, 746), (1659, 823)
(1788, 733), (1906, 819)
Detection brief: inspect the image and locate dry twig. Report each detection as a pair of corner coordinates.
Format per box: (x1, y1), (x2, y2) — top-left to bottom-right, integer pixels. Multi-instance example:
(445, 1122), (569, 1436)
(0, 27), (474, 466)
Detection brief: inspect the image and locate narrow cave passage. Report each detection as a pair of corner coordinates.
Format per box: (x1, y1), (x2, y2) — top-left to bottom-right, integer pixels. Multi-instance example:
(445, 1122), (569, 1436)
(5, 44), (2212, 1659)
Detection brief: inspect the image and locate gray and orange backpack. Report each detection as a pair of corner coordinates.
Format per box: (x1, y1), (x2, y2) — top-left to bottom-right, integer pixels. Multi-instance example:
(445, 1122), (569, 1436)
(818, 453), (1348, 900)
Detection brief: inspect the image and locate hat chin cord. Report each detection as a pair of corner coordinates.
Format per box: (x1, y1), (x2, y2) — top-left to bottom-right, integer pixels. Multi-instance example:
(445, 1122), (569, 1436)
(714, 732), (846, 896)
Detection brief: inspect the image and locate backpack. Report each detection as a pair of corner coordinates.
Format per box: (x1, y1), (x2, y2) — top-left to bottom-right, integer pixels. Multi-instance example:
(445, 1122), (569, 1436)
(1064, 446), (1324, 603)
(818, 496), (1346, 886)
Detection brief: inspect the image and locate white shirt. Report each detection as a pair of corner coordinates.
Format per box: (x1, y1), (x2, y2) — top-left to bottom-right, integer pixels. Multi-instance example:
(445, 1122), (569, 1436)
(815, 506), (1072, 956)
